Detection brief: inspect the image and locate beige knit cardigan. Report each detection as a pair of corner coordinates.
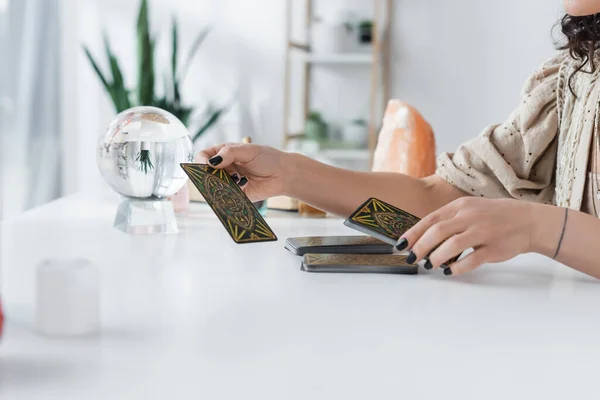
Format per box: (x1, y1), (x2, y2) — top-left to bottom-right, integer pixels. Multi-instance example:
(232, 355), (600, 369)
(437, 51), (600, 212)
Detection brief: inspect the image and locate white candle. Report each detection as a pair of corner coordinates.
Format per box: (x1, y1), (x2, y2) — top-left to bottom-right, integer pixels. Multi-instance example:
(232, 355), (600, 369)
(35, 258), (100, 337)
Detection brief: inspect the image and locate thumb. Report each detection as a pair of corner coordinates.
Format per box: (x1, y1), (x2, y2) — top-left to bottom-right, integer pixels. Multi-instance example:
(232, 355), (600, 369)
(208, 143), (260, 169)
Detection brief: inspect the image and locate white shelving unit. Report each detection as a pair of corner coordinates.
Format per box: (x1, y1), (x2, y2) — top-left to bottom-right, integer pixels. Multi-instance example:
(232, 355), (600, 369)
(283, 0), (392, 169)
(301, 53), (375, 65)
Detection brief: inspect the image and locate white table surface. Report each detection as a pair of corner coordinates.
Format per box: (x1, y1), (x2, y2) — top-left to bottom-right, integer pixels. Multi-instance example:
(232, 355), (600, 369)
(1, 192), (600, 400)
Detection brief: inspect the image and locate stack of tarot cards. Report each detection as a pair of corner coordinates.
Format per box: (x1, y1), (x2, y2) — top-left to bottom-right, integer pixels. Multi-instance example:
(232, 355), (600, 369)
(285, 235), (417, 275)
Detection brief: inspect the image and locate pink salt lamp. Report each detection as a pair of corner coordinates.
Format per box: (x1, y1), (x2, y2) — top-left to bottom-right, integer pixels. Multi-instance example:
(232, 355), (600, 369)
(372, 100), (436, 178)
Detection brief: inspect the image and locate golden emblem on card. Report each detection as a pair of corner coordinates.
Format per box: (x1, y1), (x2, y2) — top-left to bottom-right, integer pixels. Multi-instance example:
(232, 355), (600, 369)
(350, 198), (420, 240)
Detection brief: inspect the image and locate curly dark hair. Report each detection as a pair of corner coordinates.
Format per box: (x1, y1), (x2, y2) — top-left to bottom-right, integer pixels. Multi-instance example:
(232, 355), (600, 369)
(560, 13), (600, 94)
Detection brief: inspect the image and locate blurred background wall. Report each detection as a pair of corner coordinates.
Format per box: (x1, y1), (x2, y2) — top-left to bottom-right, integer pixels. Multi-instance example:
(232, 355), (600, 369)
(1, 0), (563, 216)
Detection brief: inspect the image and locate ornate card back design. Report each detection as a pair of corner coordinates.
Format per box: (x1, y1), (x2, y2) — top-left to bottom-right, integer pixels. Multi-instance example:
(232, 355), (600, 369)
(348, 198), (420, 241)
(182, 164), (277, 243)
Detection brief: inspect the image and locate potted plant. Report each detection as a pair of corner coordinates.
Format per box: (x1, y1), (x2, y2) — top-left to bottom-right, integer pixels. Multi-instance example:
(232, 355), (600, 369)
(304, 111), (328, 141)
(358, 20), (374, 44)
(83, 0), (231, 175)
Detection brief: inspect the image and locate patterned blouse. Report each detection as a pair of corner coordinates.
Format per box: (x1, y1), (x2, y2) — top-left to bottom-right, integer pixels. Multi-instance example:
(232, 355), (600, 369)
(437, 50), (600, 215)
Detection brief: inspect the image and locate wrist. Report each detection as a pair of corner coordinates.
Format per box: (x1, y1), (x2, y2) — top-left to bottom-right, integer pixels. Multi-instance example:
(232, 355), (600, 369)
(528, 203), (564, 257)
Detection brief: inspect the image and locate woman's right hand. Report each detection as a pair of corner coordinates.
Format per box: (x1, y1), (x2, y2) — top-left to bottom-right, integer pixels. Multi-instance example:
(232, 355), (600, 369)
(195, 143), (289, 202)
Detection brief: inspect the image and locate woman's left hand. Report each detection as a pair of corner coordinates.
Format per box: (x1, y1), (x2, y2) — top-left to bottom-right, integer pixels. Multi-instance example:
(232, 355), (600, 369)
(398, 197), (536, 276)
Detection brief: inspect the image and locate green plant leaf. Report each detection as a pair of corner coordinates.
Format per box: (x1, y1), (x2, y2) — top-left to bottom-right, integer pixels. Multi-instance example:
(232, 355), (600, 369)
(136, 0), (154, 105)
(307, 111), (323, 121)
(151, 96), (192, 126)
(191, 99), (235, 143)
(103, 34), (131, 112)
(149, 37), (157, 101)
(177, 107), (193, 126)
(191, 111), (222, 143)
(135, 150), (154, 173)
(171, 16), (180, 103)
(83, 3), (233, 133)
(153, 96), (168, 110)
(83, 46), (111, 91)
(162, 72), (172, 103)
(177, 27), (210, 85)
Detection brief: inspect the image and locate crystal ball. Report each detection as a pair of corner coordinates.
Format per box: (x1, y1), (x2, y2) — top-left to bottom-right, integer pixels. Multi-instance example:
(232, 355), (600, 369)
(97, 106), (194, 199)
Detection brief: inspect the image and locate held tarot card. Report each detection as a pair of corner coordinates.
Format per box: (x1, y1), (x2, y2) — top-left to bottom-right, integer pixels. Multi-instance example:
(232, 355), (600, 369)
(344, 198), (420, 245)
(181, 164), (277, 244)
(344, 198), (461, 264)
(285, 236), (393, 256)
(301, 254), (418, 274)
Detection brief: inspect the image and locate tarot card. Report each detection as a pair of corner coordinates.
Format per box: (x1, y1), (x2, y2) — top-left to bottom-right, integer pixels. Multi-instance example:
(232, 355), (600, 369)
(301, 254), (418, 274)
(181, 163), (277, 244)
(344, 198), (461, 264)
(344, 198), (420, 245)
(285, 236), (393, 256)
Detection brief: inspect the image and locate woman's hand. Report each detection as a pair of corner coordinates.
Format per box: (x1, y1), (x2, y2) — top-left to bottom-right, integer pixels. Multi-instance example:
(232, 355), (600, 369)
(397, 197), (537, 276)
(195, 143), (289, 201)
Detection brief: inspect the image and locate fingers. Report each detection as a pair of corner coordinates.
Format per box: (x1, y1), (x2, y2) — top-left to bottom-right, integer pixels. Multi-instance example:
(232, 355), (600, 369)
(426, 232), (473, 270)
(397, 203), (458, 253)
(194, 144), (255, 187)
(195, 144), (226, 164)
(410, 219), (468, 265)
(398, 203), (460, 265)
(206, 143), (260, 169)
(443, 247), (491, 276)
(238, 175), (249, 187)
(192, 146), (240, 181)
(393, 197), (496, 277)
(230, 172), (241, 184)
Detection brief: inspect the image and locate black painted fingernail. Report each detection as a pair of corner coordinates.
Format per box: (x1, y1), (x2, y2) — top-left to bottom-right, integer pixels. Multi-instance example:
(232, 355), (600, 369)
(208, 155), (223, 166)
(396, 238), (408, 251)
(424, 260), (433, 270)
(231, 173), (240, 182)
(443, 268), (453, 276)
(238, 176), (248, 186)
(406, 251), (417, 265)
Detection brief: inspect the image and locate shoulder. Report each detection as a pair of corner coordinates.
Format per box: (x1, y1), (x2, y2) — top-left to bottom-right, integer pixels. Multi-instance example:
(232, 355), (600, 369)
(521, 50), (570, 96)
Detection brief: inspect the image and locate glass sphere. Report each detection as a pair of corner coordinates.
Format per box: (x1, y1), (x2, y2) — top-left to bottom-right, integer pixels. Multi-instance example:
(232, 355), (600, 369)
(97, 106), (194, 199)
